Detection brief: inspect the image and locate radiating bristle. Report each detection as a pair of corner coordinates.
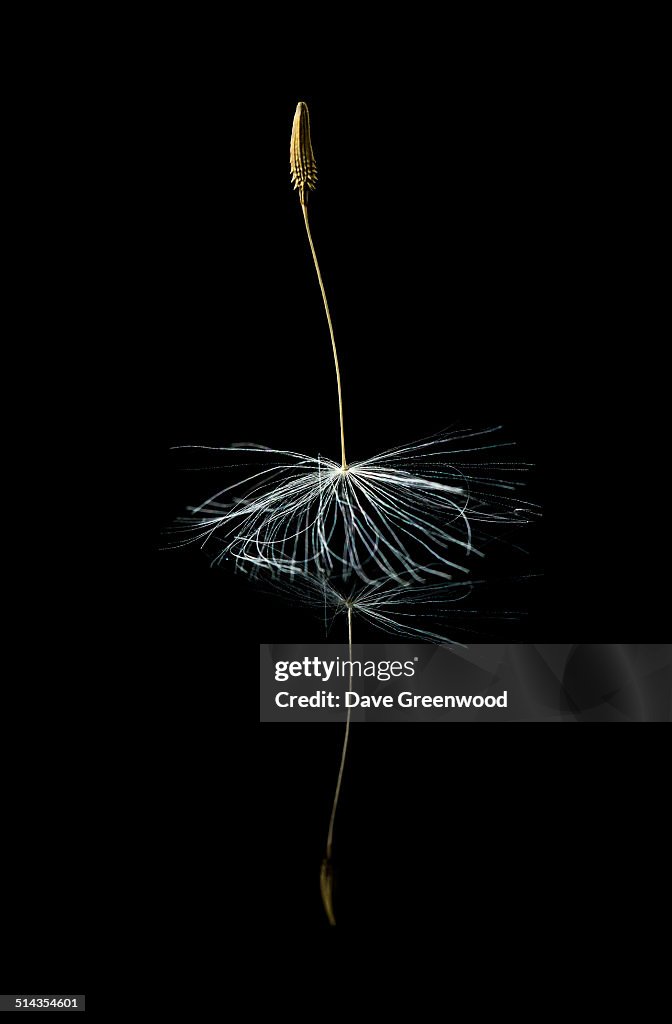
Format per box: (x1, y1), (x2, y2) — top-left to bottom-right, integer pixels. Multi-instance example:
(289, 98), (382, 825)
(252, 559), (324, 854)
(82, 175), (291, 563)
(290, 101), (318, 205)
(167, 430), (538, 588)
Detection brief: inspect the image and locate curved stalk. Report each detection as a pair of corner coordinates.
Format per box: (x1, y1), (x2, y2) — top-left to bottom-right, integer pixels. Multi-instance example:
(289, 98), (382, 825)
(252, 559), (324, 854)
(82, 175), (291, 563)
(301, 203), (348, 472)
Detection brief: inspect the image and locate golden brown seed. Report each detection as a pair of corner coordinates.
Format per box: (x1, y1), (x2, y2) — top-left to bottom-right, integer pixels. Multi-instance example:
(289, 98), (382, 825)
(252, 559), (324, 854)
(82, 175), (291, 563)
(290, 101), (318, 206)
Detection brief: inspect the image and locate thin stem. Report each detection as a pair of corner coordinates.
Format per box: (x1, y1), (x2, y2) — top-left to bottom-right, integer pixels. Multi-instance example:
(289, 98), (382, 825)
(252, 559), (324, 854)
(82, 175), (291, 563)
(301, 202), (348, 471)
(320, 606), (353, 926)
(326, 606), (353, 859)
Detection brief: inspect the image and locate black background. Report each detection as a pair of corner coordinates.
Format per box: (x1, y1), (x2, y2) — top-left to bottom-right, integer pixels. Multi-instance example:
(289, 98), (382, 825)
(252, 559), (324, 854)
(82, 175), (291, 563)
(143, 84), (668, 935)
(3, 56), (669, 995)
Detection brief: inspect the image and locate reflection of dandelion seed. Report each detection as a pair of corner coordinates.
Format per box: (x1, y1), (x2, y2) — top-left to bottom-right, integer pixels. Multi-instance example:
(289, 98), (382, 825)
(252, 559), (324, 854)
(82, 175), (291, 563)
(261, 565), (525, 924)
(169, 429), (535, 583)
(262, 570), (488, 645)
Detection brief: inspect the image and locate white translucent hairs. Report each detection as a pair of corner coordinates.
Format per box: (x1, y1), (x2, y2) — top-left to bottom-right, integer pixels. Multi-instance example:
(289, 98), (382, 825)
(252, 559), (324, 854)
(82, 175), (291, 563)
(168, 427), (537, 588)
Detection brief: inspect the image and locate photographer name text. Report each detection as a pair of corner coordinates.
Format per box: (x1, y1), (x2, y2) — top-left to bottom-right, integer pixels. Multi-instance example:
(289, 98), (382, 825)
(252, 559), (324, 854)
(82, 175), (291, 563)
(275, 689), (509, 710)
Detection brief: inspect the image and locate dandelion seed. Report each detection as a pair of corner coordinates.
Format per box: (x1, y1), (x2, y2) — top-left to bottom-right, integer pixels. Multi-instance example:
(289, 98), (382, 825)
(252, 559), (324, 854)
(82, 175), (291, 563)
(289, 101), (318, 206)
(168, 101), (539, 927)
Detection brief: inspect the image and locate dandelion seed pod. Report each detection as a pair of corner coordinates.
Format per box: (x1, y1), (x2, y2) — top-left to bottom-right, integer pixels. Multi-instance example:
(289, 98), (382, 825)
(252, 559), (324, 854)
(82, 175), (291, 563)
(290, 101), (318, 205)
